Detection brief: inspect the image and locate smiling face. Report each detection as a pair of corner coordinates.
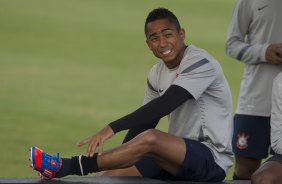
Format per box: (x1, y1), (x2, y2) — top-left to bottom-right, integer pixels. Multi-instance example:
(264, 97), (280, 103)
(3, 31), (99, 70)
(145, 19), (186, 69)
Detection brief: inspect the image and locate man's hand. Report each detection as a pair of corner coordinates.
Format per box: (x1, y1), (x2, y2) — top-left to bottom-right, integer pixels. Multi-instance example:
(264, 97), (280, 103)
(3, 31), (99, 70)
(77, 125), (114, 157)
(266, 43), (282, 64)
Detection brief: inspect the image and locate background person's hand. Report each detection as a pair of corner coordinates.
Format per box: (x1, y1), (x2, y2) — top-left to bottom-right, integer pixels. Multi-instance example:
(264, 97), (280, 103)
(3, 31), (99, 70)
(266, 43), (282, 64)
(77, 125), (114, 157)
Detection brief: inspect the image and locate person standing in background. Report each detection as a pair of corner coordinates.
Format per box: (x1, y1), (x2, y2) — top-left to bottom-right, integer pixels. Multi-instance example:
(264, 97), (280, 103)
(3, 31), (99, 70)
(251, 72), (282, 184)
(225, 0), (282, 180)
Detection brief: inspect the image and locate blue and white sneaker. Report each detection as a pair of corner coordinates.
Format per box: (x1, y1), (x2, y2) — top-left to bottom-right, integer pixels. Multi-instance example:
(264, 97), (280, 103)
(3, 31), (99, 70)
(29, 146), (62, 179)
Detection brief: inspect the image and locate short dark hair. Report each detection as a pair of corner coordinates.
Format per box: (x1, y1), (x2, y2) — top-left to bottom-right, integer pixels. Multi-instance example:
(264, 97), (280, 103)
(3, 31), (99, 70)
(144, 8), (181, 35)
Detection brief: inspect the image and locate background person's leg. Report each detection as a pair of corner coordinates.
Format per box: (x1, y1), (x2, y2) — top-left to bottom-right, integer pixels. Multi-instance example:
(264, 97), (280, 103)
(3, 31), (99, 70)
(251, 161), (282, 184)
(234, 156), (261, 179)
(252, 154), (282, 184)
(232, 114), (271, 179)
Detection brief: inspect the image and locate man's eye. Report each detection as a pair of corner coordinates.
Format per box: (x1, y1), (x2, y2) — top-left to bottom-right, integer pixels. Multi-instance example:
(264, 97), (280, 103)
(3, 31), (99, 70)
(165, 33), (173, 37)
(151, 37), (158, 42)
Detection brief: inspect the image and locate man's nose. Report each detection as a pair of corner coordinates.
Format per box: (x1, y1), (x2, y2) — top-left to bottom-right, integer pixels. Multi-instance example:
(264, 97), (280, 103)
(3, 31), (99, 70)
(158, 36), (167, 47)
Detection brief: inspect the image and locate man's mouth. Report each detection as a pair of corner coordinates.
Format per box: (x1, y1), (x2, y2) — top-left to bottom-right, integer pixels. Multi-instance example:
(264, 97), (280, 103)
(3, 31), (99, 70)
(161, 49), (172, 55)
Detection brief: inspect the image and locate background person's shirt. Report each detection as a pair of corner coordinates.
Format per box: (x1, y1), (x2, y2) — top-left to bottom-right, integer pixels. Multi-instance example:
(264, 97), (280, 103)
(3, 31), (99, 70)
(225, 0), (282, 116)
(271, 72), (282, 154)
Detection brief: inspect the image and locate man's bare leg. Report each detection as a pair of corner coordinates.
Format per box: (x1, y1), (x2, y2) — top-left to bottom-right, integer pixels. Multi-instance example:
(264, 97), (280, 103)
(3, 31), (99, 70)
(96, 166), (141, 176)
(234, 156), (261, 179)
(96, 129), (186, 176)
(251, 161), (282, 184)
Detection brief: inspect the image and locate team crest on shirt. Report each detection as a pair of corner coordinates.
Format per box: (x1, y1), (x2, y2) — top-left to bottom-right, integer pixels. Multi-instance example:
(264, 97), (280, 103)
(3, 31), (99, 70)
(236, 133), (249, 150)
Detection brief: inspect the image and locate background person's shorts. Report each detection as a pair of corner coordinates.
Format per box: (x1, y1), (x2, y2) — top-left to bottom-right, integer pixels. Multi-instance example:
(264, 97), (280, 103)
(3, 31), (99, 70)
(232, 114), (271, 159)
(135, 138), (225, 182)
(266, 153), (282, 164)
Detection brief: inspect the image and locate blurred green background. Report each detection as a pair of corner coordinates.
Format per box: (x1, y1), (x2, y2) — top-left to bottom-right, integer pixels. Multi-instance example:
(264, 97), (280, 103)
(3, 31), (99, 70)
(0, 0), (242, 179)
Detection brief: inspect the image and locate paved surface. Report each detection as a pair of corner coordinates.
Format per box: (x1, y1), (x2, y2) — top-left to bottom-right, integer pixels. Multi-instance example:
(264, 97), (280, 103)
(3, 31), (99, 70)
(0, 176), (251, 184)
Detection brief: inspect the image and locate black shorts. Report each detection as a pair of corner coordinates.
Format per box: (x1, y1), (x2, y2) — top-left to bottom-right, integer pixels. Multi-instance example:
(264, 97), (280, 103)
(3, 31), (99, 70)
(135, 139), (225, 182)
(266, 153), (282, 164)
(232, 114), (271, 159)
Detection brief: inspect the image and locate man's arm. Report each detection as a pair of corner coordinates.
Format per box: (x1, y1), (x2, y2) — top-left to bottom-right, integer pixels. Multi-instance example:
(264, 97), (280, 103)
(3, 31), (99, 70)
(77, 85), (193, 157)
(225, 0), (269, 64)
(109, 85), (193, 133)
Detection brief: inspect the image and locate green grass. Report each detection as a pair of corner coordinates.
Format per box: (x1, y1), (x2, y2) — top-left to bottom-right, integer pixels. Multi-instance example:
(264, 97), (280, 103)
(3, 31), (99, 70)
(0, 0), (240, 179)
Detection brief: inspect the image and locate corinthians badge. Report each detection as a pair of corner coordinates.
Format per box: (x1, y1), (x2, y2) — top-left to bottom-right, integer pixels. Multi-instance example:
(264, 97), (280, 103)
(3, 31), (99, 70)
(236, 133), (249, 149)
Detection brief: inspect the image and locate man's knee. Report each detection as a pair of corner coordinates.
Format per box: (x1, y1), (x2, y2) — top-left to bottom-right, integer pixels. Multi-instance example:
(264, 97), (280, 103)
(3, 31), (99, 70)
(251, 169), (274, 184)
(135, 129), (159, 148)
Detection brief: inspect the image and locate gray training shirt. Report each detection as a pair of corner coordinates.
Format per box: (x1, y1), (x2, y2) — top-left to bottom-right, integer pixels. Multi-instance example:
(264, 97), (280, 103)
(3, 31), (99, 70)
(144, 45), (233, 174)
(271, 72), (282, 154)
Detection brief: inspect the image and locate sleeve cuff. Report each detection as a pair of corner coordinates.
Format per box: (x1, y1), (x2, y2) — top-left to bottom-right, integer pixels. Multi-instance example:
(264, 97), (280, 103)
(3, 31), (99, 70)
(260, 43), (270, 63)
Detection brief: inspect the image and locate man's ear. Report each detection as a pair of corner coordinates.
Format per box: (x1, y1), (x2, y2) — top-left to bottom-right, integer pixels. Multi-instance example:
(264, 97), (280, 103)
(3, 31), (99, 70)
(179, 28), (186, 41)
(146, 39), (152, 51)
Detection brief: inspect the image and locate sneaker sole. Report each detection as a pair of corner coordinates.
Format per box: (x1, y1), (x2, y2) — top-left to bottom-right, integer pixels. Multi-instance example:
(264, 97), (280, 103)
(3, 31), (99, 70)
(30, 147), (35, 169)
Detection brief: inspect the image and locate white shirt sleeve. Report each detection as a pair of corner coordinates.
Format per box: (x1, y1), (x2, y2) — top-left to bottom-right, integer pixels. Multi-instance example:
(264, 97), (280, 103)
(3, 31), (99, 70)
(173, 58), (216, 100)
(143, 64), (159, 105)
